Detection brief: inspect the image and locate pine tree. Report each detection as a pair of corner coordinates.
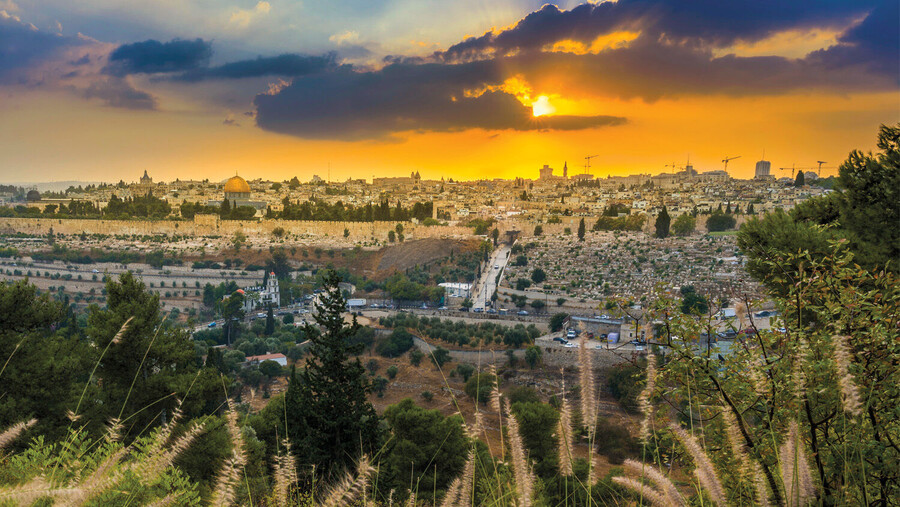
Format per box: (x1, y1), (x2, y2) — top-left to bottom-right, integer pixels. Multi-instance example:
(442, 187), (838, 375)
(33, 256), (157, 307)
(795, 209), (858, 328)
(577, 218), (586, 241)
(794, 170), (806, 187)
(284, 270), (381, 476)
(655, 206), (671, 238)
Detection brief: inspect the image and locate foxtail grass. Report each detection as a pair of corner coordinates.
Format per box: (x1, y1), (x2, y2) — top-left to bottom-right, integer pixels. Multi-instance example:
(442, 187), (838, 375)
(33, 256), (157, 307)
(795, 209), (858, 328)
(320, 454), (375, 507)
(831, 335), (863, 417)
(0, 418), (36, 450)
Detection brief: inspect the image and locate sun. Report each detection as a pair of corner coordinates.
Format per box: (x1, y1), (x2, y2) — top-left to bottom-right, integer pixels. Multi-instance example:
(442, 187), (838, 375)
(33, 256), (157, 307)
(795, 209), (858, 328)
(531, 95), (556, 117)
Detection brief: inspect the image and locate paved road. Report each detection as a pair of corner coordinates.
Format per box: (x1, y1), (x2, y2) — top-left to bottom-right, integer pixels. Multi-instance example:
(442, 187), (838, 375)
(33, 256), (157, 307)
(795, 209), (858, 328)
(472, 244), (511, 310)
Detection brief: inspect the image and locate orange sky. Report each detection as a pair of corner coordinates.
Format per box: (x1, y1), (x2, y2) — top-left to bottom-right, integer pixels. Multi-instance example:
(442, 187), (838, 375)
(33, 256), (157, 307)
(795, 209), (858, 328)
(0, 88), (893, 183)
(0, 1), (897, 184)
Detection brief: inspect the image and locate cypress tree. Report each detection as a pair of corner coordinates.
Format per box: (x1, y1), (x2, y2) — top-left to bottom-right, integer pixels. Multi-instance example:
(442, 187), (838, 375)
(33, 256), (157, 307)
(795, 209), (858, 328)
(284, 270), (381, 476)
(264, 306), (275, 336)
(577, 217), (586, 241)
(655, 206), (671, 238)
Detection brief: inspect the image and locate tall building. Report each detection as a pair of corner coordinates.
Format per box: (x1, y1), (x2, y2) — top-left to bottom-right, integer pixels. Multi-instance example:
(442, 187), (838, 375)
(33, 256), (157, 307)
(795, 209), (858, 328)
(754, 160), (771, 179)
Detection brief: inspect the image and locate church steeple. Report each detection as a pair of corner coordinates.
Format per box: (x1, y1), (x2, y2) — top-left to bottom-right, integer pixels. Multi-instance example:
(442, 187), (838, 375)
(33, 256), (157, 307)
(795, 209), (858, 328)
(563, 162), (568, 179)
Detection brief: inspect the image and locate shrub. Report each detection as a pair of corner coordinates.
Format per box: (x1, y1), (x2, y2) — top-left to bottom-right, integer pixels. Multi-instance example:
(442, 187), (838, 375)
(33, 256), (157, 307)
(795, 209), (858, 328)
(506, 385), (540, 405)
(465, 372), (497, 404)
(549, 313), (569, 332)
(373, 376), (388, 397)
(259, 359), (283, 378)
(386, 365), (398, 379)
(607, 361), (644, 413)
(421, 391), (433, 402)
(409, 348), (424, 366)
(594, 417), (640, 464)
(376, 328), (414, 357)
(430, 346), (451, 368)
(455, 363), (475, 381)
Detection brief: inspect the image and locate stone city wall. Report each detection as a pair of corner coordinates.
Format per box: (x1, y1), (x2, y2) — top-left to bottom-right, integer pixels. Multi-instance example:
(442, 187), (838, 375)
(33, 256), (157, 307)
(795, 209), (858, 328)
(0, 213), (747, 242)
(0, 215), (474, 242)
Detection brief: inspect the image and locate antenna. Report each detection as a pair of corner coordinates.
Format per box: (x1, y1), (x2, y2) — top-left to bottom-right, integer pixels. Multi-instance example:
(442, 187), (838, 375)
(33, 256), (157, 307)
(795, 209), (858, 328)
(722, 155), (741, 173)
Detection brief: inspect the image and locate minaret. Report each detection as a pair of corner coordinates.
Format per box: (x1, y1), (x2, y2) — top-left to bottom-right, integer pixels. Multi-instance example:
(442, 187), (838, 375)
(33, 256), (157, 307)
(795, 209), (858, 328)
(563, 162), (568, 179)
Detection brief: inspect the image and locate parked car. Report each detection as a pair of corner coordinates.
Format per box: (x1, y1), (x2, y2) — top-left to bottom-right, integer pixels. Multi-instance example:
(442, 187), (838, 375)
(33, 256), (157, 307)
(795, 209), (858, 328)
(473, 308), (484, 313)
(517, 310), (529, 316)
(552, 337), (567, 344)
(207, 322), (217, 328)
(564, 342), (578, 348)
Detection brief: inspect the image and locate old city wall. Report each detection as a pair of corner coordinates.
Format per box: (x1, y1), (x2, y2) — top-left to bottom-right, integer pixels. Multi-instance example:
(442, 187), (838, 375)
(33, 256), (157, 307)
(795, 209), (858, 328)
(0, 213), (748, 242)
(0, 216), (474, 242)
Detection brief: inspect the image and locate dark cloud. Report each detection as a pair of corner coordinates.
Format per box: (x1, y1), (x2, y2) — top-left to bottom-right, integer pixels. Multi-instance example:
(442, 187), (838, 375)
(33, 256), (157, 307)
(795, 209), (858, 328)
(438, 1), (882, 61)
(105, 38), (212, 75)
(253, 60), (625, 140)
(0, 11), (84, 84)
(83, 77), (156, 110)
(70, 54), (91, 66)
(807, 0), (899, 78)
(252, 0), (896, 141)
(172, 52), (337, 81)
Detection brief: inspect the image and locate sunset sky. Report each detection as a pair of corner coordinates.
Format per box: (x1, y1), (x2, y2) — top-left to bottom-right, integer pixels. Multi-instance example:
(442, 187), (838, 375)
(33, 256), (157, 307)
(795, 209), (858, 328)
(1, 0), (897, 183)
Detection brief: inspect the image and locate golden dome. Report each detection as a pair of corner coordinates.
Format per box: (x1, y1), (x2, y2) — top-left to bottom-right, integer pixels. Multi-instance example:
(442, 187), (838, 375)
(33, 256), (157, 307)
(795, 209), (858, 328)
(224, 175), (251, 194)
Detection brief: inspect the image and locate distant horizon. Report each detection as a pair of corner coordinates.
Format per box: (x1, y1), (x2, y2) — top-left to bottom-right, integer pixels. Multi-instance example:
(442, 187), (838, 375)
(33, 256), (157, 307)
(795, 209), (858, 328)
(0, 154), (846, 188)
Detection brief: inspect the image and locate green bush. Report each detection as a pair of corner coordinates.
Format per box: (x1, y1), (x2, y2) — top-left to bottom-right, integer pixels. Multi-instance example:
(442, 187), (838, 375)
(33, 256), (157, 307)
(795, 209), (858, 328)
(386, 365), (398, 379)
(594, 417), (640, 464)
(376, 328), (414, 357)
(464, 372), (497, 404)
(607, 361), (644, 413)
(409, 348), (424, 366)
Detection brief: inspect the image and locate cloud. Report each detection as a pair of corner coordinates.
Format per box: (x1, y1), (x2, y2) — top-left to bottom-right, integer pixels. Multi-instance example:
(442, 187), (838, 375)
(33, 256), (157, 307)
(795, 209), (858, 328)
(329, 30), (360, 46)
(0, 9), (84, 84)
(83, 77), (156, 109)
(172, 52), (337, 81)
(437, 1), (883, 62)
(105, 38), (212, 76)
(250, 0), (896, 141)
(253, 60), (625, 140)
(223, 112), (240, 126)
(229, 1), (271, 29)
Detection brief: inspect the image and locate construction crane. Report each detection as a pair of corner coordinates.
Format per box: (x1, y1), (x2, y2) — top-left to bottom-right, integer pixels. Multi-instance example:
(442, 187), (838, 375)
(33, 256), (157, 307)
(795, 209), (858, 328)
(722, 155), (741, 173)
(584, 155), (599, 175)
(664, 162), (677, 171)
(816, 161), (826, 177)
(779, 164), (796, 179)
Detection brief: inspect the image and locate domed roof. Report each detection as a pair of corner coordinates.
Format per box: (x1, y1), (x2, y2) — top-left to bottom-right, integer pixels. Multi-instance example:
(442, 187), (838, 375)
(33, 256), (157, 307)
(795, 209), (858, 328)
(224, 175), (251, 194)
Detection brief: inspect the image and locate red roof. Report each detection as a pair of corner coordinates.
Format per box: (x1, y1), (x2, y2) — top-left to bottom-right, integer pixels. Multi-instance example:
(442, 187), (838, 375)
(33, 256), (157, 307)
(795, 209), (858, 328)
(246, 353), (287, 362)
